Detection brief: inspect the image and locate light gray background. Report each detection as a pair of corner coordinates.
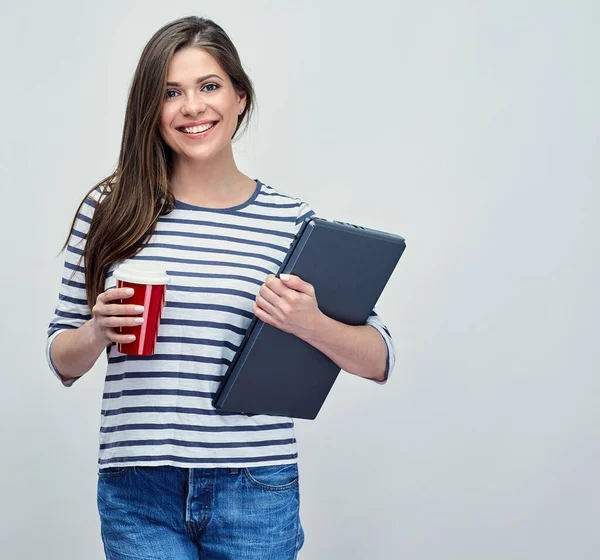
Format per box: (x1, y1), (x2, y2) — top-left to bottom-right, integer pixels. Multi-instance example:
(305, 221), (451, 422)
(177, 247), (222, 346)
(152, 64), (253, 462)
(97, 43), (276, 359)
(1, 1), (598, 558)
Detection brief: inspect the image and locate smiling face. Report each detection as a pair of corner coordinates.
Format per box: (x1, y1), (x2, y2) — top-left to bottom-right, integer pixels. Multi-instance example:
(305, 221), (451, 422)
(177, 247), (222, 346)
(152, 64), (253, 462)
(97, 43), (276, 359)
(159, 47), (246, 161)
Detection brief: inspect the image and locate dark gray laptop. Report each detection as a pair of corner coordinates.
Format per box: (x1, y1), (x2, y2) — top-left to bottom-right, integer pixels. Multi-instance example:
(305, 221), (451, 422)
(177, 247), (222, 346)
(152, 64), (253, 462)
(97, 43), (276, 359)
(212, 216), (406, 419)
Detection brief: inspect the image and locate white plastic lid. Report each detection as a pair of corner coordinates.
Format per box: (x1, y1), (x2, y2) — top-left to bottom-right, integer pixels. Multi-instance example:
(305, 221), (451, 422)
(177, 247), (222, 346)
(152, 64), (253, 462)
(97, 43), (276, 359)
(113, 259), (171, 285)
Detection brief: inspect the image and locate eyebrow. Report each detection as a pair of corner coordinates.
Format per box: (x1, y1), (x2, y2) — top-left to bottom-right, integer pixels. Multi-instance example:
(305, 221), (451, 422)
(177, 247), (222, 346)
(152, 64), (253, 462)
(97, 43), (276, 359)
(166, 74), (223, 87)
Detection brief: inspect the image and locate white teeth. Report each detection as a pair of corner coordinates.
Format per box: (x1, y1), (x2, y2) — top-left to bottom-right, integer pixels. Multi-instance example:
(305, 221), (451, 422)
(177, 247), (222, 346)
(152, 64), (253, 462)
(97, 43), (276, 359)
(180, 122), (215, 134)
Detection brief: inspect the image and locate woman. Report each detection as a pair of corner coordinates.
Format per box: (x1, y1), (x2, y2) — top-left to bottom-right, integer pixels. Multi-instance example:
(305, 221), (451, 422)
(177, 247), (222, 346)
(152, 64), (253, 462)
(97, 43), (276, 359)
(46, 15), (395, 559)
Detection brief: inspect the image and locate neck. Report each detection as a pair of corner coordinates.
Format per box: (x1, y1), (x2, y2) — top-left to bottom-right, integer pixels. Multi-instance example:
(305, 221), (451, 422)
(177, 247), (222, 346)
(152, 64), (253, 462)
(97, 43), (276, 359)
(169, 142), (245, 200)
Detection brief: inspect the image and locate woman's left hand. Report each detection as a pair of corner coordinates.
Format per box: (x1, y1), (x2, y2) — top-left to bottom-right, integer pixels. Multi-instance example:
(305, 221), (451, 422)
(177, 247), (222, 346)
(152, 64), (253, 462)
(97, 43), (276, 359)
(253, 274), (323, 339)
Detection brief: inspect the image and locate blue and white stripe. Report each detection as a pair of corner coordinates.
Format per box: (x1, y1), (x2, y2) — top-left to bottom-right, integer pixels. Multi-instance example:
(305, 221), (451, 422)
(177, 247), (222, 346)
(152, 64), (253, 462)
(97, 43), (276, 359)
(46, 179), (395, 469)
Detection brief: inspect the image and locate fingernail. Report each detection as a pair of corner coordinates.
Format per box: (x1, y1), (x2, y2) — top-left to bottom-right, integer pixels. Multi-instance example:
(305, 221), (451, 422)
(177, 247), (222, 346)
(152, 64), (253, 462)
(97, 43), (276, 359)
(280, 274), (290, 281)
(134, 306), (145, 313)
(125, 288), (134, 295)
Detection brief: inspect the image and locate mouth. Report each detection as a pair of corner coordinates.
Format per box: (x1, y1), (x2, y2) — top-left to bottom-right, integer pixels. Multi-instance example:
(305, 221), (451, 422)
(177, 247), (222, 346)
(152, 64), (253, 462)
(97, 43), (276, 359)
(176, 121), (219, 138)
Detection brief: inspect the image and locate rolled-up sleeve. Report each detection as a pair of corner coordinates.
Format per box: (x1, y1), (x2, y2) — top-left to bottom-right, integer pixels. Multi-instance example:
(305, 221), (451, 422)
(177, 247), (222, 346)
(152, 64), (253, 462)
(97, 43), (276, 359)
(46, 188), (104, 387)
(365, 308), (396, 384)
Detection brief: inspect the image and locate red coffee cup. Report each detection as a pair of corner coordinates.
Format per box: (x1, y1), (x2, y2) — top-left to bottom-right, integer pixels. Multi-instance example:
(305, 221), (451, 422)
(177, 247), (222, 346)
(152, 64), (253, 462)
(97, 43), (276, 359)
(112, 260), (171, 356)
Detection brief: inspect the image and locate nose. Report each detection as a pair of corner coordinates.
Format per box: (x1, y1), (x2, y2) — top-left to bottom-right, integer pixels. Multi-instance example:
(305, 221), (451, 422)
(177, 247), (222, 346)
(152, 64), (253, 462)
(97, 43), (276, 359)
(181, 93), (207, 116)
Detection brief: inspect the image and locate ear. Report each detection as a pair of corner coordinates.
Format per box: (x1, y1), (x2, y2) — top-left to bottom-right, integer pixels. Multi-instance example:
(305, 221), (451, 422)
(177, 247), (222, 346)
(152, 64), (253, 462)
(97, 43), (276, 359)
(237, 91), (247, 114)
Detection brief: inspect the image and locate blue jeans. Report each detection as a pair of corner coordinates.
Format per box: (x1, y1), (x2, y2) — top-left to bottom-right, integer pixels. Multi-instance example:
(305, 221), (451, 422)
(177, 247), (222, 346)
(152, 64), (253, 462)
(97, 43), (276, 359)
(97, 464), (304, 559)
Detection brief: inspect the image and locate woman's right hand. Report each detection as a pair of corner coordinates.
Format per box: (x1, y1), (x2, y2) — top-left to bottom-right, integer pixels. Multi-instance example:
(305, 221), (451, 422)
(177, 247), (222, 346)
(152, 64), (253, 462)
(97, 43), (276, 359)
(91, 287), (144, 346)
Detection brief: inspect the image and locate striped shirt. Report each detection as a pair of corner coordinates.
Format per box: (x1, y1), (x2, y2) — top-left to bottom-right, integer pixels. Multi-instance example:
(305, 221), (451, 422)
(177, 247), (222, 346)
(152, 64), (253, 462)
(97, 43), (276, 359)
(46, 179), (396, 469)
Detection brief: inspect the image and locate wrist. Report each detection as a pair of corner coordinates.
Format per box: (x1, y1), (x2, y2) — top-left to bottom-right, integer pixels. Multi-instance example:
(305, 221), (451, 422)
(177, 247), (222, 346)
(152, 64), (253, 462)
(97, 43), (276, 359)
(298, 311), (331, 343)
(84, 319), (110, 350)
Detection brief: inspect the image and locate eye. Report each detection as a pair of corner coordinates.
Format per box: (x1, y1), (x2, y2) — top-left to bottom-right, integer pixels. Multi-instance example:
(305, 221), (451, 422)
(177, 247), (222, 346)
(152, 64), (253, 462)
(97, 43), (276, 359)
(164, 83), (220, 99)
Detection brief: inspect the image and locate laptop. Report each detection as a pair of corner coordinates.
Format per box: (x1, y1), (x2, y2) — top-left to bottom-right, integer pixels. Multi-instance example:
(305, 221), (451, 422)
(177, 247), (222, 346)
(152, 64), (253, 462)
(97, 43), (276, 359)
(212, 216), (406, 419)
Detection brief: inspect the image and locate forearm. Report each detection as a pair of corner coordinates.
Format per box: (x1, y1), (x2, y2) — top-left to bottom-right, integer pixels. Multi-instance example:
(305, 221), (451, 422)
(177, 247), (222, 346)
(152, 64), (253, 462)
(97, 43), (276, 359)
(50, 319), (109, 382)
(298, 313), (387, 382)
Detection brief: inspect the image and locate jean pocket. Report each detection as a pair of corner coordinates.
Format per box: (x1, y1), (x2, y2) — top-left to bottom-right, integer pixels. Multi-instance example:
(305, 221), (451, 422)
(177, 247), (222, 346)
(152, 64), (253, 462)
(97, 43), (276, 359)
(242, 463), (299, 491)
(97, 466), (130, 479)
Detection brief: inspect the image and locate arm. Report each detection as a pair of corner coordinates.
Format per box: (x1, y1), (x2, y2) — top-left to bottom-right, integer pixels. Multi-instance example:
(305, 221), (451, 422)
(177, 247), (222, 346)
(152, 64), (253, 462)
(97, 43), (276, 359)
(253, 274), (395, 383)
(46, 187), (106, 387)
(48, 320), (109, 385)
(297, 313), (388, 382)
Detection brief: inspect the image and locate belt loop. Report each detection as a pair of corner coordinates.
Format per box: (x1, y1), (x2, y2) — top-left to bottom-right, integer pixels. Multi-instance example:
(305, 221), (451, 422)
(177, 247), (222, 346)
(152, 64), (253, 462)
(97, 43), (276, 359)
(229, 467), (239, 475)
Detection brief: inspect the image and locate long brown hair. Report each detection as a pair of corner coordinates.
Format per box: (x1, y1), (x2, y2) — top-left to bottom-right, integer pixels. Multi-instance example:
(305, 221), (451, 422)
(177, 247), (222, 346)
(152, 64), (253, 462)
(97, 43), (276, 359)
(60, 15), (256, 311)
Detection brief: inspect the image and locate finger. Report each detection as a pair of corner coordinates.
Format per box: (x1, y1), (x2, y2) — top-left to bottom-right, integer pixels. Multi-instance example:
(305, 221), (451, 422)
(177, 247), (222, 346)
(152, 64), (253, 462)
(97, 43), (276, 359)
(104, 328), (137, 344)
(258, 280), (282, 306)
(252, 301), (277, 326)
(101, 287), (137, 303)
(264, 274), (291, 298)
(279, 274), (314, 295)
(102, 315), (146, 329)
(264, 276), (303, 307)
(93, 300), (144, 319)
(104, 303), (145, 316)
(255, 294), (284, 321)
